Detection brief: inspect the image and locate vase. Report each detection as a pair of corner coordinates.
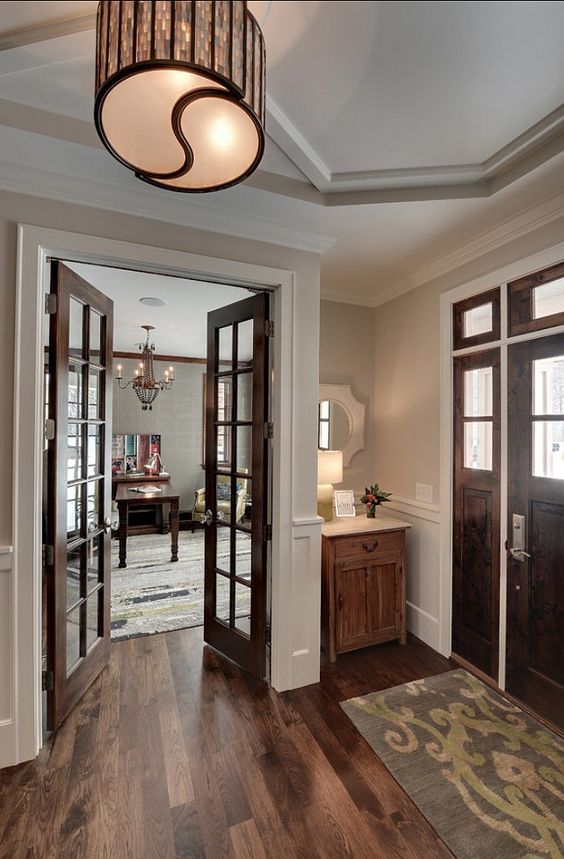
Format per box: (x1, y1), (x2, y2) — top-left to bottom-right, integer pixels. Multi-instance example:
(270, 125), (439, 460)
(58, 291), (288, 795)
(366, 506), (376, 518)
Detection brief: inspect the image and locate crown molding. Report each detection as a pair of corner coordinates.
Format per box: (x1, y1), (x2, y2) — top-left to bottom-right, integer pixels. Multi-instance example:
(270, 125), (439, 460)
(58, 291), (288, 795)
(372, 188), (564, 307)
(320, 287), (376, 308)
(0, 158), (335, 254)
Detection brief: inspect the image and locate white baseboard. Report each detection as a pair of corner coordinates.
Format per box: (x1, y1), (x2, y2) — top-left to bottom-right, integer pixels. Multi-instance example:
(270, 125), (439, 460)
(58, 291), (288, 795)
(407, 602), (440, 651)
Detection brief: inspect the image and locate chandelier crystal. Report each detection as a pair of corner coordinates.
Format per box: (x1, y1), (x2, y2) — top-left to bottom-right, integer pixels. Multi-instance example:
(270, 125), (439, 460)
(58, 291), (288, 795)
(94, 0), (266, 192)
(116, 325), (174, 410)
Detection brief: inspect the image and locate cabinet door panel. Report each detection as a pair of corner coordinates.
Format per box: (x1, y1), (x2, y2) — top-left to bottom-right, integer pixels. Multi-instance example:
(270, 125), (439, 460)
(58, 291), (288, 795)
(336, 566), (368, 649)
(367, 562), (398, 635)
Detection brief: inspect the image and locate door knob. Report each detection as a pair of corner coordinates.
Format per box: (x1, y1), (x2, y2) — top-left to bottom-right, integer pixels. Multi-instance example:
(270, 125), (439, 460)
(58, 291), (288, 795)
(203, 509), (214, 526)
(509, 547), (531, 561)
(103, 515), (112, 534)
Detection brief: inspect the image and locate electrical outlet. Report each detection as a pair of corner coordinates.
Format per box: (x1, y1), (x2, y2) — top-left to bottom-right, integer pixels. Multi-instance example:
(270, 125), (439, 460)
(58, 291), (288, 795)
(416, 483), (433, 504)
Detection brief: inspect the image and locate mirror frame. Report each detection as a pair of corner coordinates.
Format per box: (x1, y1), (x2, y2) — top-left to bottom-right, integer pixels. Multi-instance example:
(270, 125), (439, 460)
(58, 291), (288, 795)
(318, 384), (366, 467)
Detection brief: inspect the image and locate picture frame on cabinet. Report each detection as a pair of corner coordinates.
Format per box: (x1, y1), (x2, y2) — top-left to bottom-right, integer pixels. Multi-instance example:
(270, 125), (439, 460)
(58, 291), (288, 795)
(334, 490), (356, 517)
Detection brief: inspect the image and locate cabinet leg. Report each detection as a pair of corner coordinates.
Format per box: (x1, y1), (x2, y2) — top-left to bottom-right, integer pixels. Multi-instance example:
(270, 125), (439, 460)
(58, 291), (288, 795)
(170, 501), (179, 563)
(118, 503), (128, 568)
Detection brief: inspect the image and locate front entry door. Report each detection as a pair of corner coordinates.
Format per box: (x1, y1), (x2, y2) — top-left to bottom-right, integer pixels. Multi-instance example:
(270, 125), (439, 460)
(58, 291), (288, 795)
(204, 293), (270, 678)
(46, 262), (114, 730)
(507, 333), (564, 729)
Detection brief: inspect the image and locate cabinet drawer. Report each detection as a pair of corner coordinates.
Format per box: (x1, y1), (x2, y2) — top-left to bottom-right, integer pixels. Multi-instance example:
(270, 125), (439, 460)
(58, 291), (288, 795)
(334, 531), (403, 561)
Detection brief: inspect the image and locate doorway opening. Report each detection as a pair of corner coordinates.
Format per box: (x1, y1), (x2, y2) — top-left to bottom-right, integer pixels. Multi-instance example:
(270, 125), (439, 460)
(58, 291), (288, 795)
(42, 260), (273, 732)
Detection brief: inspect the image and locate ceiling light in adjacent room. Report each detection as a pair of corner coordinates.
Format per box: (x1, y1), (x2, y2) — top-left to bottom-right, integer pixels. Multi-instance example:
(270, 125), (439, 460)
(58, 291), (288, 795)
(139, 297), (166, 307)
(94, 1), (266, 193)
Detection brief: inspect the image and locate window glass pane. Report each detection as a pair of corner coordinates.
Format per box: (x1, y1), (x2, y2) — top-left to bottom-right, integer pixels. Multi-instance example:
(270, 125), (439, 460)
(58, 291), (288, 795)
(234, 530), (251, 581)
(532, 421), (564, 479)
(463, 421), (493, 470)
(239, 477), (251, 529)
(66, 606), (81, 674)
(68, 362), (83, 419)
(88, 425), (102, 476)
(87, 480), (102, 533)
(90, 310), (102, 364)
(464, 367), (493, 417)
(463, 303), (493, 338)
(215, 573), (230, 624)
(67, 545), (82, 610)
(234, 582), (251, 637)
(216, 425), (230, 469)
(87, 535), (103, 593)
(237, 319), (253, 365)
(88, 369), (102, 419)
(86, 590), (101, 651)
(236, 426), (252, 474)
(218, 326), (233, 365)
(217, 377), (232, 423)
(533, 356), (564, 416)
(69, 297), (84, 359)
(215, 525), (231, 574)
(532, 278), (564, 320)
(236, 372), (252, 422)
(67, 483), (82, 540)
(68, 423), (84, 482)
(215, 476), (231, 524)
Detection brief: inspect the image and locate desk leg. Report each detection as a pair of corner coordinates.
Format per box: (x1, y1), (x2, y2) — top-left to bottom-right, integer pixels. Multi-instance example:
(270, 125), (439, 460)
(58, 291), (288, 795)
(118, 502), (128, 568)
(170, 500), (179, 563)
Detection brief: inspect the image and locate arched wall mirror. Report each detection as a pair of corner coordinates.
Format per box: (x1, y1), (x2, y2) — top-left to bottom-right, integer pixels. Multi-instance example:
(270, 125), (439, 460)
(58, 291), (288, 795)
(318, 384), (366, 468)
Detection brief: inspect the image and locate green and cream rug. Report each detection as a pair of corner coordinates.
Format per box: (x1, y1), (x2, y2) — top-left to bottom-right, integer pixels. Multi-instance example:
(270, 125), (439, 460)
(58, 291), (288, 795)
(341, 669), (564, 858)
(111, 529), (251, 640)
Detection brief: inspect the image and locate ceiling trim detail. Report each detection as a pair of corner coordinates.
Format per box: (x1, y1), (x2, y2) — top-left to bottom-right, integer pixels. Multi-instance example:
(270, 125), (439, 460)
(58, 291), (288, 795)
(0, 158), (335, 254)
(322, 189), (564, 308)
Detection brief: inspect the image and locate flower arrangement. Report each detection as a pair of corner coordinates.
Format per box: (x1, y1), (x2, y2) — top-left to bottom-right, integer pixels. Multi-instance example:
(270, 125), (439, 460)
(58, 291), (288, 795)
(360, 483), (392, 518)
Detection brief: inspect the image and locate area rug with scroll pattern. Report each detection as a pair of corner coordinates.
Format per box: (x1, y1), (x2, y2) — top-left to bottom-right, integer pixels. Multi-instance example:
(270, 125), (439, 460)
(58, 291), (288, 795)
(341, 669), (564, 859)
(111, 529), (251, 640)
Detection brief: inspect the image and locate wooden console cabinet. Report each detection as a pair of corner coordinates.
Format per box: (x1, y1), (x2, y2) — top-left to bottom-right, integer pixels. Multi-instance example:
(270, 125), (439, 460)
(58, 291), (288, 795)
(321, 516), (411, 662)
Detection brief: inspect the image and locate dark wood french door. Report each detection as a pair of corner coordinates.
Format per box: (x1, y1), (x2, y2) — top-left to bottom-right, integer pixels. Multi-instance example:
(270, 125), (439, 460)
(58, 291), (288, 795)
(204, 292), (270, 678)
(46, 262), (114, 730)
(507, 332), (564, 729)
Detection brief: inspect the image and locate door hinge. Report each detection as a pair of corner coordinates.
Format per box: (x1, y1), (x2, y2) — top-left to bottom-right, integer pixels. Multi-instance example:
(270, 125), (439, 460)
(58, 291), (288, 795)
(45, 293), (57, 315)
(264, 523), (272, 542)
(42, 669), (54, 692)
(44, 418), (56, 441)
(43, 544), (55, 567)
(264, 421), (274, 440)
(265, 319), (274, 338)
(265, 621), (271, 646)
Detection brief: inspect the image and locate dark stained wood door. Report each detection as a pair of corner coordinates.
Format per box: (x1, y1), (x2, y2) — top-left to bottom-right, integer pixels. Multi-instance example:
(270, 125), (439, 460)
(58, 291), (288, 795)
(46, 262), (114, 730)
(452, 349), (501, 678)
(204, 293), (270, 678)
(507, 333), (564, 730)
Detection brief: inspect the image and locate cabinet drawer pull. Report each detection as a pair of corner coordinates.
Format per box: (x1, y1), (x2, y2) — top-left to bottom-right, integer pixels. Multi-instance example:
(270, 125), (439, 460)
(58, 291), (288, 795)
(362, 541), (379, 553)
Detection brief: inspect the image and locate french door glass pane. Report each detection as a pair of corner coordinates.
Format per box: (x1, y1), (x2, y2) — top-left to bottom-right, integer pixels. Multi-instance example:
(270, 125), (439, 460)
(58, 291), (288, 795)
(90, 310), (102, 365)
(215, 574), (230, 624)
(88, 369), (102, 419)
(234, 582), (251, 636)
(464, 367), (493, 417)
(87, 535), (103, 593)
(236, 426), (252, 473)
(66, 606), (81, 673)
(87, 480), (102, 533)
(67, 423), (83, 482)
(68, 362), (83, 419)
(66, 545), (82, 610)
(67, 483), (82, 539)
(69, 298), (84, 359)
(215, 525), (231, 574)
(532, 421), (564, 479)
(234, 530), (251, 581)
(237, 372), (252, 421)
(463, 302), (493, 338)
(533, 356), (564, 415)
(88, 425), (102, 476)
(463, 421), (493, 470)
(216, 476), (232, 523)
(215, 425), (231, 469)
(237, 319), (253, 365)
(532, 279), (564, 320)
(86, 590), (101, 650)
(219, 325), (233, 365)
(239, 478), (252, 529)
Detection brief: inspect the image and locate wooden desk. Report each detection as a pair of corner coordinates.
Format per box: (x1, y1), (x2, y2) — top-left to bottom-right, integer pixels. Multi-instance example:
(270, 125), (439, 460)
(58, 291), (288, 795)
(115, 481), (180, 569)
(321, 515), (411, 662)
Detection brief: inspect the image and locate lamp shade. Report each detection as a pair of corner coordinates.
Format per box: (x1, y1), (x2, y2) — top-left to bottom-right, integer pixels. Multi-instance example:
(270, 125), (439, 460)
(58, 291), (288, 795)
(318, 450), (343, 485)
(94, 0), (265, 193)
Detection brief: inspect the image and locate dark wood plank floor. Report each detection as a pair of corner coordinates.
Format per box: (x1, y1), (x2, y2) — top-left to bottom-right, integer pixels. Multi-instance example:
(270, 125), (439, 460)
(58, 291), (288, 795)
(0, 629), (455, 858)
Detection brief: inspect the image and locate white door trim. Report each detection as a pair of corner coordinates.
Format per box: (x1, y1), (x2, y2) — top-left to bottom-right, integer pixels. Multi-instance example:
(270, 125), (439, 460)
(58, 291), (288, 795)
(11, 223), (320, 765)
(439, 240), (564, 683)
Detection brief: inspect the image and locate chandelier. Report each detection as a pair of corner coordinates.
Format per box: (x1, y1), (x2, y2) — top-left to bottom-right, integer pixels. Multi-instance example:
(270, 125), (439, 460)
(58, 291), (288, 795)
(94, 0), (266, 192)
(115, 325), (174, 410)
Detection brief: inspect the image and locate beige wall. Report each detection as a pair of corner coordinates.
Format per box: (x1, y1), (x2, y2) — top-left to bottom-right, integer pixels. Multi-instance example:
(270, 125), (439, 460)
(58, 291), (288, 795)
(319, 300), (375, 493)
(0, 187), (321, 546)
(372, 216), (564, 504)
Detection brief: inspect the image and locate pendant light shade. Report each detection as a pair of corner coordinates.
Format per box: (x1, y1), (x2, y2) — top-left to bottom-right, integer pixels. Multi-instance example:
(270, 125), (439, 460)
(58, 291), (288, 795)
(95, 1), (266, 192)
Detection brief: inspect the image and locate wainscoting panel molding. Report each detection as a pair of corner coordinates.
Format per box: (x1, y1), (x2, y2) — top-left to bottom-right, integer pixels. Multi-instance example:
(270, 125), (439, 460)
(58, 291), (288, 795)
(290, 518), (323, 688)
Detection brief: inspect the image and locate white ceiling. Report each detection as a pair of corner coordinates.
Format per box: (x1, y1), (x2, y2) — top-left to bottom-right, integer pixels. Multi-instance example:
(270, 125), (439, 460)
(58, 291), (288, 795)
(68, 263), (251, 357)
(0, 2), (563, 305)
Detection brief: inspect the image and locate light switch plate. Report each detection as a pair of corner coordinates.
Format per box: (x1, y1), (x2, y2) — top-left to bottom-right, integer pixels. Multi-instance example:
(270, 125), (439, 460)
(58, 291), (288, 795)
(416, 483), (433, 504)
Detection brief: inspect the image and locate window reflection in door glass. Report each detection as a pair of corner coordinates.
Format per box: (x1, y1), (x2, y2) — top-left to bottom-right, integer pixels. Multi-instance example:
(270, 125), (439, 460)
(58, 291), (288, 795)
(464, 367), (493, 417)
(533, 356), (564, 415)
(532, 421), (564, 479)
(463, 422), (493, 470)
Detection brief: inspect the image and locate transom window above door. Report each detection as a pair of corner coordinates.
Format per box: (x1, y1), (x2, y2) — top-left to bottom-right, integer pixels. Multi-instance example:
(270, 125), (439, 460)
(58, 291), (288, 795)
(453, 287), (500, 350)
(508, 261), (564, 336)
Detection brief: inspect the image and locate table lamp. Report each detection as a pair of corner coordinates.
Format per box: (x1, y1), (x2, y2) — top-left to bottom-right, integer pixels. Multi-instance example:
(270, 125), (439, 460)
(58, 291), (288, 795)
(317, 450), (343, 522)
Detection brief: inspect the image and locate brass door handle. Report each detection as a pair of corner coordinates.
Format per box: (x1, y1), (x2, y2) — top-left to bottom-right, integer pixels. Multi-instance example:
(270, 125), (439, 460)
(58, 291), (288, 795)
(362, 541), (378, 553)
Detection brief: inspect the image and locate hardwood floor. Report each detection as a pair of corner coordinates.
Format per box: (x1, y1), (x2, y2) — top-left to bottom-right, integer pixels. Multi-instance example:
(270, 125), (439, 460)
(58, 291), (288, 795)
(0, 629), (454, 858)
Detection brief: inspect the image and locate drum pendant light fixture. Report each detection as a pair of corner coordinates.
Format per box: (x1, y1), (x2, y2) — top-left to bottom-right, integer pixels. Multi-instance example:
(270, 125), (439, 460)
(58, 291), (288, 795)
(94, 1), (266, 193)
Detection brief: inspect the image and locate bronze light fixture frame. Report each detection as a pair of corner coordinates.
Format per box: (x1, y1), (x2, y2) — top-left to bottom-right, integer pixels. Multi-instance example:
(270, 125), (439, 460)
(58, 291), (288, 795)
(95, 0), (266, 193)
